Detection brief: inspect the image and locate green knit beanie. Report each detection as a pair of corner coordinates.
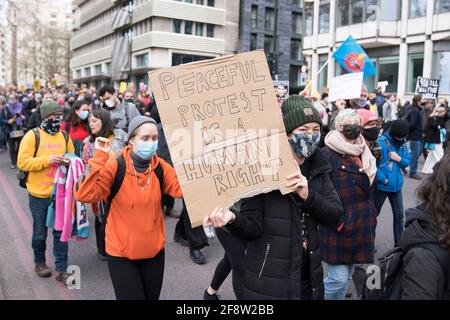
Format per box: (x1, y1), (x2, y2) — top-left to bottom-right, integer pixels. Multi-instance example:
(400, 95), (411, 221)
(40, 100), (62, 119)
(281, 96), (322, 134)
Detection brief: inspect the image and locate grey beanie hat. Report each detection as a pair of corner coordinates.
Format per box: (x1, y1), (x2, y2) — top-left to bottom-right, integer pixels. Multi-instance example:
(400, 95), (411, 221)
(127, 115), (157, 140)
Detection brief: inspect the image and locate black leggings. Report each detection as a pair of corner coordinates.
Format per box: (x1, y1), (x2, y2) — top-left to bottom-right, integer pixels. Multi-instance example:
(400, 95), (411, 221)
(8, 137), (21, 166)
(210, 228), (246, 300)
(94, 215), (106, 256)
(107, 250), (165, 300)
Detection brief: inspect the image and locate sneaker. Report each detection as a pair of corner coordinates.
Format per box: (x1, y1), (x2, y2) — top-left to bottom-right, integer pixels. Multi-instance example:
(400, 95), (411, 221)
(10, 164), (16, 169)
(173, 232), (189, 247)
(203, 289), (220, 300)
(345, 289), (353, 298)
(55, 271), (74, 286)
(165, 207), (181, 218)
(409, 174), (422, 180)
(190, 249), (206, 265)
(97, 252), (107, 261)
(34, 264), (52, 278)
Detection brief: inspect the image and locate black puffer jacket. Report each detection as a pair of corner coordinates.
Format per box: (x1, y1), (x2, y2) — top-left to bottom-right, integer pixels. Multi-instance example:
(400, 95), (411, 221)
(227, 149), (343, 300)
(400, 205), (450, 300)
(424, 115), (449, 144)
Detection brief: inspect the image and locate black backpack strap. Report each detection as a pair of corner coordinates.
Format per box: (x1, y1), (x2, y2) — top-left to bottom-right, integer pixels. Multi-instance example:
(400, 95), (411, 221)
(65, 121), (71, 134)
(154, 162), (164, 196)
(60, 130), (69, 151)
(32, 128), (40, 156)
(104, 155), (127, 222)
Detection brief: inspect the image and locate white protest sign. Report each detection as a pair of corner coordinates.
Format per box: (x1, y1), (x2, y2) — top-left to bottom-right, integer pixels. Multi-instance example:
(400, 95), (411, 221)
(377, 81), (388, 92)
(328, 72), (364, 102)
(415, 77), (440, 100)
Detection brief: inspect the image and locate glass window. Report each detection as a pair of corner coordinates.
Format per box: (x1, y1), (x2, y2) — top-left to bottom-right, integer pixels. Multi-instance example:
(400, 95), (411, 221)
(250, 33), (257, 51)
(319, 4), (330, 34)
(251, 5), (258, 29)
(207, 0), (214, 7)
(185, 0), (193, 3)
(292, 13), (302, 34)
(338, 0), (350, 26)
(292, 0), (302, 8)
(265, 8), (275, 32)
(136, 53), (149, 67)
(305, 6), (313, 36)
(106, 63), (111, 75)
(76, 70), (81, 78)
(172, 53), (211, 66)
(196, 0), (204, 4)
(196, 22), (204, 36)
(184, 21), (193, 34)
(435, 52), (450, 94)
(84, 67), (91, 77)
(351, 0), (364, 24)
(378, 57), (399, 93)
(290, 39), (302, 61)
(173, 19), (181, 33)
(94, 64), (102, 75)
(206, 24), (214, 37)
(318, 55), (329, 90)
(380, 0), (400, 21)
(409, 0), (427, 18)
(290, 65), (300, 86)
(264, 35), (274, 57)
(437, 0), (450, 13)
(408, 53), (424, 92)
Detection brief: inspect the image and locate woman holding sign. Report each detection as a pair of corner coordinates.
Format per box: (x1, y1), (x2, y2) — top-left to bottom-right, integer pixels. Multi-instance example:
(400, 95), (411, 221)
(74, 116), (182, 300)
(204, 96), (344, 300)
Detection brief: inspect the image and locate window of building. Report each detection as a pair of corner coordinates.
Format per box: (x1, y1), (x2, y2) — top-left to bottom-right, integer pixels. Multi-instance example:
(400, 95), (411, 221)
(338, 0), (350, 26)
(409, 0), (427, 18)
(207, 0), (215, 7)
(173, 19), (182, 33)
(135, 74), (149, 90)
(76, 69), (81, 78)
(434, 52), (450, 93)
(207, 24), (214, 37)
(351, 0), (364, 24)
(289, 66), (300, 86)
(251, 5), (258, 29)
(185, 0), (193, 3)
(196, 22), (204, 36)
(172, 53), (212, 66)
(378, 56), (399, 93)
(265, 8), (275, 32)
(380, 0), (401, 21)
(305, 4), (313, 36)
(407, 53), (424, 92)
(290, 39), (302, 61)
(196, 0), (205, 4)
(292, 0), (302, 8)
(184, 21), (193, 34)
(318, 54), (329, 90)
(338, 0), (379, 26)
(136, 53), (149, 67)
(436, 0), (450, 13)
(264, 35), (274, 57)
(94, 64), (102, 75)
(84, 67), (91, 77)
(292, 13), (302, 34)
(106, 63), (111, 75)
(250, 33), (257, 51)
(319, 4), (330, 34)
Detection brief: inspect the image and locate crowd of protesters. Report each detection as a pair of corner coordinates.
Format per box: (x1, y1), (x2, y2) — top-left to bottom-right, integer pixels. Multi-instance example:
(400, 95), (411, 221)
(0, 81), (449, 301)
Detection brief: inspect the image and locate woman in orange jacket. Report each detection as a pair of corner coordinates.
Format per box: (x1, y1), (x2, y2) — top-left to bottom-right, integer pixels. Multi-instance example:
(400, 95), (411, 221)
(74, 116), (182, 300)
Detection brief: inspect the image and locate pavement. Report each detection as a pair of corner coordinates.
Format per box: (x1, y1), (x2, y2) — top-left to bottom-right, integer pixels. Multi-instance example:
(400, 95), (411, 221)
(0, 150), (424, 300)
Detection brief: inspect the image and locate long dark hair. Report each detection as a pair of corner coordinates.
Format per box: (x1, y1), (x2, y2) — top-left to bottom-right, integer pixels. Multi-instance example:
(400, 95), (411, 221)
(418, 156), (450, 251)
(88, 109), (114, 143)
(65, 100), (89, 129)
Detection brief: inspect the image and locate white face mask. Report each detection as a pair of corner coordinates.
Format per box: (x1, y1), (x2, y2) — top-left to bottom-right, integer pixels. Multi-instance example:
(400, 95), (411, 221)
(104, 99), (116, 109)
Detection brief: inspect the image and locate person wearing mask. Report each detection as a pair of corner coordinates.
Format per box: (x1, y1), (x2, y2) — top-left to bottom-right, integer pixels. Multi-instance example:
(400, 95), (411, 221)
(80, 109), (128, 261)
(320, 109), (377, 300)
(25, 91), (37, 118)
(6, 94), (26, 169)
(99, 85), (140, 132)
(74, 116), (182, 300)
(0, 96), (8, 152)
(382, 94), (398, 129)
(350, 85), (369, 110)
(17, 100), (75, 282)
(61, 100), (91, 157)
(374, 120), (411, 245)
(400, 157), (450, 300)
(375, 86), (386, 117)
(204, 96), (344, 300)
(405, 96), (424, 180)
(367, 93), (379, 118)
(422, 106), (449, 175)
(356, 108), (382, 162)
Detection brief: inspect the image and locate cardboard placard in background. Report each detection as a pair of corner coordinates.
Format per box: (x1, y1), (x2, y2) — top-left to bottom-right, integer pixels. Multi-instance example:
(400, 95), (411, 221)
(415, 76), (440, 100)
(328, 72), (364, 102)
(149, 50), (297, 227)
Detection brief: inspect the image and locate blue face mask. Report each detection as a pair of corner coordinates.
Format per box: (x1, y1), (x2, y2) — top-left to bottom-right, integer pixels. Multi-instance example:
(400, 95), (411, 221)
(79, 110), (89, 120)
(137, 140), (158, 160)
(289, 132), (321, 159)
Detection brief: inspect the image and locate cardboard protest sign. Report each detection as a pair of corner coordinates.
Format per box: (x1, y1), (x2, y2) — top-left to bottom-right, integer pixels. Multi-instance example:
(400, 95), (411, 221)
(273, 80), (289, 107)
(415, 77), (440, 100)
(119, 82), (127, 93)
(33, 80), (41, 92)
(149, 50), (297, 227)
(328, 72), (363, 102)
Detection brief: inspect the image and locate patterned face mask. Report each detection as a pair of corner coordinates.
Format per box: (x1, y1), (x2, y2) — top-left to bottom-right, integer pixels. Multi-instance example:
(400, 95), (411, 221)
(40, 115), (63, 135)
(289, 132), (321, 159)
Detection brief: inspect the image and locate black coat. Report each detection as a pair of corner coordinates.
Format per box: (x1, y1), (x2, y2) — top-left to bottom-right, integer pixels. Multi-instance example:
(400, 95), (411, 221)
(424, 115), (449, 144)
(227, 149), (343, 300)
(405, 104), (424, 141)
(400, 205), (450, 300)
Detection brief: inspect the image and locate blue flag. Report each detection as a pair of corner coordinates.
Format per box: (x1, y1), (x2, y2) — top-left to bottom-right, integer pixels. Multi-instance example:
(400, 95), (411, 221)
(333, 36), (376, 79)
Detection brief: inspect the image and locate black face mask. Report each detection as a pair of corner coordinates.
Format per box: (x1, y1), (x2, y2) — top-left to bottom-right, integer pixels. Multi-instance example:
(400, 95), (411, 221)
(362, 127), (380, 142)
(392, 137), (404, 148)
(342, 124), (361, 140)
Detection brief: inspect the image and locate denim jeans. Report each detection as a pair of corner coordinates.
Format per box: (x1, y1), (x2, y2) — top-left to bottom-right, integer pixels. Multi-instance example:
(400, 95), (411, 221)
(409, 140), (422, 176)
(374, 189), (405, 245)
(28, 195), (68, 272)
(324, 264), (355, 300)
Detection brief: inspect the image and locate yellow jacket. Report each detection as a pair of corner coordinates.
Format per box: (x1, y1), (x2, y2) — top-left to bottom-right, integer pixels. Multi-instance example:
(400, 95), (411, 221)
(18, 128), (75, 198)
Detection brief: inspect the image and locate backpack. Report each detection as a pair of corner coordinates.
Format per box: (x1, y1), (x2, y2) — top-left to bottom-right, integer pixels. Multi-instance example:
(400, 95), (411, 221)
(17, 128), (69, 189)
(359, 214), (449, 300)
